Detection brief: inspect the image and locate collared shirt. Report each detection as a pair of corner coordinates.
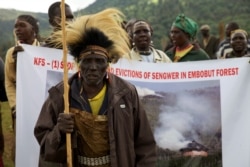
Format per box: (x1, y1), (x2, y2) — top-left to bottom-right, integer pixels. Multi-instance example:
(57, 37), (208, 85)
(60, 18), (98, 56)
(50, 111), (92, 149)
(88, 84), (107, 115)
(5, 39), (40, 108)
(126, 46), (172, 63)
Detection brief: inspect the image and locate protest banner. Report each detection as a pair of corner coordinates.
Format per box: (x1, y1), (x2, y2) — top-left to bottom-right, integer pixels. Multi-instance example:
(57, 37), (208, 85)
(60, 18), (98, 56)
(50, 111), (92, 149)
(16, 45), (250, 167)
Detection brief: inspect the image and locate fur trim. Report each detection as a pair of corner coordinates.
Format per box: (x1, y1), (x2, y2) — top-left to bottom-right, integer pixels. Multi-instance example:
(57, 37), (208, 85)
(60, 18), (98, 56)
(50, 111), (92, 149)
(49, 8), (130, 63)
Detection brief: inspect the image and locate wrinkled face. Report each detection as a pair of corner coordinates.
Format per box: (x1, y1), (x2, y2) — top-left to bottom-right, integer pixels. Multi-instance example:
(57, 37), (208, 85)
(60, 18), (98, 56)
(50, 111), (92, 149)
(170, 26), (189, 47)
(132, 21), (152, 50)
(230, 33), (247, 52)
(14, 19), (35, 44)
(79, 54), (108, 87)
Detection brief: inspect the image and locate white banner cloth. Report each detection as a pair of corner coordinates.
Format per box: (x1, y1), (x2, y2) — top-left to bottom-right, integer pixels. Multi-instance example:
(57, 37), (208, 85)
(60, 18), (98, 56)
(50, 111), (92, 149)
(16, 45), (250, 167)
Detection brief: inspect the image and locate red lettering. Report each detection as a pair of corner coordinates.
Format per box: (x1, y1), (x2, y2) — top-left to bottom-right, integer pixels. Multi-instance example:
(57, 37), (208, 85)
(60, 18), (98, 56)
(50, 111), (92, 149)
(33, 57), (45, 66)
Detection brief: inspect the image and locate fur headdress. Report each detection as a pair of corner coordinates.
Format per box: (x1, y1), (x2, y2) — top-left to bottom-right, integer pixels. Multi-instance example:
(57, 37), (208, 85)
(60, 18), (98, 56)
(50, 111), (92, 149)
(49, 8), (130, 63)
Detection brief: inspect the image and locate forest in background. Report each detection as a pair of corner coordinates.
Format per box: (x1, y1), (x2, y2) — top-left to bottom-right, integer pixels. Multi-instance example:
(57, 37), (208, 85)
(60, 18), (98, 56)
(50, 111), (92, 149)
(0, 0), (250, 59)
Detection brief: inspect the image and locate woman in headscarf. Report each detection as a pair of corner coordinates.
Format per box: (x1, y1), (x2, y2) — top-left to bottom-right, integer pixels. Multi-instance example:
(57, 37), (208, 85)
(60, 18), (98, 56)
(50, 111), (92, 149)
(126, 20), (172, 63)
(225, 29), (250, 58)
(166, 14), (209, 62)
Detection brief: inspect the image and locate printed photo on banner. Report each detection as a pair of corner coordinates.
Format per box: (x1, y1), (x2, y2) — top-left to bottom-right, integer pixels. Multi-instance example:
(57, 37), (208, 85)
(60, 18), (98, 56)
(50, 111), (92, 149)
(16, 45), (250, 167)
(129, 80), (222, 166)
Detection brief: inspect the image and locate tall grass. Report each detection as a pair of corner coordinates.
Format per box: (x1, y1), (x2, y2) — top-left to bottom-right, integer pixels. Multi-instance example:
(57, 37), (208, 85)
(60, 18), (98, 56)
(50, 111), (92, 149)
(1, 102), (14, 167)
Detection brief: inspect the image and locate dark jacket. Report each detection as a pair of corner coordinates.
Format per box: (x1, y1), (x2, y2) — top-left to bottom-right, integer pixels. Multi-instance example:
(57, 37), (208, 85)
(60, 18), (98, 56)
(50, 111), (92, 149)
(0, 57), (5, 157)
(198, 36), (220, 59)
(34, 72), (156, 167)
(166, 43), (210, 62)
(0, 57), (7, 102)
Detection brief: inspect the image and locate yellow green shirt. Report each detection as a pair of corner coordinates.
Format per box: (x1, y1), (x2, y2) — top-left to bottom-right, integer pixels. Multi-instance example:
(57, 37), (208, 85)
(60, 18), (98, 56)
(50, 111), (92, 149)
(88, 84), (106, 115)
(174, 45), (194, 62)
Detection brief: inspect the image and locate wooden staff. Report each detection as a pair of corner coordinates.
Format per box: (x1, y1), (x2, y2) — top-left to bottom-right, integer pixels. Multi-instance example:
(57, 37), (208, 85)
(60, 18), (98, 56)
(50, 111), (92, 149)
(60, 1), (72, 167)
(218, 22), (225, 42)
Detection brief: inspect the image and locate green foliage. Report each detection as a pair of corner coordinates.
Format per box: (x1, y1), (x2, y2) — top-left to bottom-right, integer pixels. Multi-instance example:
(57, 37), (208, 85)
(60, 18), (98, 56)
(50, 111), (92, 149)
(78, 0), (250, 50)
(0, 0), (250, 59)
(156, 152), (222, 167)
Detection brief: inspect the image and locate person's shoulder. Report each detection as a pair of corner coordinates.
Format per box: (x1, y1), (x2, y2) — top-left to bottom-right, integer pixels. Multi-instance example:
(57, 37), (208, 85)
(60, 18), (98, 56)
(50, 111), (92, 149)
(154, 48), (172, 62)
(109, 73), (129, 83)
(210, 36), (219, 41)
(192, 42), (202, 50)
(243, 53), (250, 57)
(225, 52), (233, 58)
(6, 46), (15, 53)
(154, 48), (168, 56)
(49, 73), (78, 94)
(109, 73), (136, 90)
(192, 44), (210, 59)
(218, 39), (229, 47)
(48, 81), (64, 96)
(0, 57), (4, 79)
(153, 48), (166, 56)
(199, 49), (210, 59)
(5, 46), (15, 61)
(165, 46), (175, 55)
(166, 46), (175, 52)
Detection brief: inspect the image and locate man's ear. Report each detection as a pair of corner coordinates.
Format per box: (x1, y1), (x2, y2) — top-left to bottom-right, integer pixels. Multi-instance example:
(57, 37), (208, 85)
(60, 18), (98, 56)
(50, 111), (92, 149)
(150, 31), (153, 37)
(150, 29), (153, 36)
(31, 27), (36, 37)
(49, 18), (59, 27)
(49, 18), (54, 26)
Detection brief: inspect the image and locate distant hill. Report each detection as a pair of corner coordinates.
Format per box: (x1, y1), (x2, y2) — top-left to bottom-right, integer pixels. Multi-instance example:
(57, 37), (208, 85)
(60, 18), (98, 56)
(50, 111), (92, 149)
(78, 0), (250, 49)
(1, 0), (250, 59)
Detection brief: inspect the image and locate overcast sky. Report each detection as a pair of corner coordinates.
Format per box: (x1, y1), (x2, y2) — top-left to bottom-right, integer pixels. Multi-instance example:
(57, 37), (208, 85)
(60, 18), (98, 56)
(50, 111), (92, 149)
(0, 0), (96, 13)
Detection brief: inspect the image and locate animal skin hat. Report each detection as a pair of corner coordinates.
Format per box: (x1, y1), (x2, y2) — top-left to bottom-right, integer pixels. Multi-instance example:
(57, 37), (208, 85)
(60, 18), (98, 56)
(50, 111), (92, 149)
(49, 8), (130, 63)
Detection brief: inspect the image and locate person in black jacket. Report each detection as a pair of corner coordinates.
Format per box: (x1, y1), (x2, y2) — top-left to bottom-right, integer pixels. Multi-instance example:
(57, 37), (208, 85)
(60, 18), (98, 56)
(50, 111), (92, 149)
(0, 57), (7, 102)
(0, 56), (7, 166)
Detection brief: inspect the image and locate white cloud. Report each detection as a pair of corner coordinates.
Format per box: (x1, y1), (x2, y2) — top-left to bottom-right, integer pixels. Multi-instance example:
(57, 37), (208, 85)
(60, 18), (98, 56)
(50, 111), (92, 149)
(0, 0), (96, 13)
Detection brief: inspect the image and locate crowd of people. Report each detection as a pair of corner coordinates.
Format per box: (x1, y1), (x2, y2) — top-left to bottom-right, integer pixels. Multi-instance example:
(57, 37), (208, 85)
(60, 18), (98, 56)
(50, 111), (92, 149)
(0, 1), (250, 167)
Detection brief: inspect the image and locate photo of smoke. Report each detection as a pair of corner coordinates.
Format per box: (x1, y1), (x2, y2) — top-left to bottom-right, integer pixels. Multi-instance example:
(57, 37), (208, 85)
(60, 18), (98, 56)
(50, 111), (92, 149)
(131, 80), (222, 167)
